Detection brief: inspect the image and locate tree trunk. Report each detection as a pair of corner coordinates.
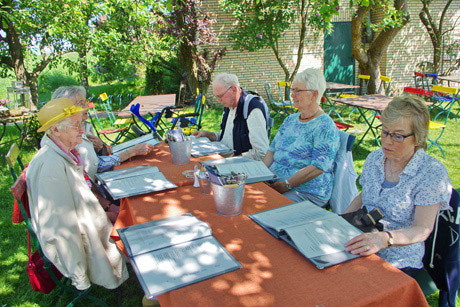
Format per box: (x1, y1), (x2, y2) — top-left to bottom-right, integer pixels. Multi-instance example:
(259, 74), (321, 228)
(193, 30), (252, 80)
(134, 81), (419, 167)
(79, 49), (90, 92)
(418, 0), (453, 75)
(351, 0), (410, 94)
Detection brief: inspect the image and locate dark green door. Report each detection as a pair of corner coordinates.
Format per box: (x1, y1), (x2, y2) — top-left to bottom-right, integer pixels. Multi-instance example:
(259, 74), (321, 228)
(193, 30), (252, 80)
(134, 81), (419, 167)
(324, 22), (354, 85)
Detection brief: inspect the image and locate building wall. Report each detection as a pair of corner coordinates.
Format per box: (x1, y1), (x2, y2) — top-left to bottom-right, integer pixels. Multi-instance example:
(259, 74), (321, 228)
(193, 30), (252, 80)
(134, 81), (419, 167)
(203, 0), (460, 102)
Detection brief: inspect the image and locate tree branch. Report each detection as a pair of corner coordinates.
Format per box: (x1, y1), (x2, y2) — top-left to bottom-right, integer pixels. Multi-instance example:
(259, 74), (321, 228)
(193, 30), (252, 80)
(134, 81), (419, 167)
(351, 5), (371, 64)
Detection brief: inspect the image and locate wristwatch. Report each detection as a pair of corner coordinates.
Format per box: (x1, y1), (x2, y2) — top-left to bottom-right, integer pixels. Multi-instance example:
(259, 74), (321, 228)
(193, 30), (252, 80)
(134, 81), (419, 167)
(285, 179), (292, 190)
(385, 231), (394, 247)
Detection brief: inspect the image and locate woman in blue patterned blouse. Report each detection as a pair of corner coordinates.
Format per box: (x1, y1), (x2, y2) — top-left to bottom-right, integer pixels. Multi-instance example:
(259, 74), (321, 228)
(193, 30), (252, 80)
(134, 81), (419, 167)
(344, 96), (452, 277)
(263, 68), (340, 206)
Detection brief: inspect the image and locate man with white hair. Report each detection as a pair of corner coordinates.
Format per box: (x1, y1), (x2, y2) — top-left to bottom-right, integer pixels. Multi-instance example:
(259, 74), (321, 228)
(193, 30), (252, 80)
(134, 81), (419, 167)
(193, 73), (269, 160)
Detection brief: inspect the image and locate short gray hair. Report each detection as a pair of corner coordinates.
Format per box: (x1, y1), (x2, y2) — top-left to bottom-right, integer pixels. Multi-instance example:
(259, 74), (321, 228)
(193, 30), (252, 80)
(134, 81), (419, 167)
(52, 86), (86, 104)
(381, 96), (429, 150)
(45, 117), (73, 135)
(213, 73), (240, 88)
(292, 68), (326, 105)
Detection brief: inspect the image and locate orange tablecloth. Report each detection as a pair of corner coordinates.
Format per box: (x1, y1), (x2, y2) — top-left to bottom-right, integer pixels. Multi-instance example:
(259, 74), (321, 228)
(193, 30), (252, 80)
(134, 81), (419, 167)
(117, 141), (222, 187)
(111, 182), (427, 306)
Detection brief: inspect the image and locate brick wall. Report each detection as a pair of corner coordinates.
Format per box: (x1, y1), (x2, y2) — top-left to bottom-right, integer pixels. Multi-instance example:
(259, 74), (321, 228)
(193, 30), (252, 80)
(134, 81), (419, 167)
(202, 0), (460, 102)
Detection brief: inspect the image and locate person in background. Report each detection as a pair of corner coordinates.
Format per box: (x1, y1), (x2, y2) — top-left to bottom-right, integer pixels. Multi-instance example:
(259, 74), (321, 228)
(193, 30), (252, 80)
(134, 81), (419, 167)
(344, 96), (452, 277)
(263, 68), (340, 206)
(26, 97), (128, 291)
(52, 86), (154, 181)
(192, 73), (269, 161)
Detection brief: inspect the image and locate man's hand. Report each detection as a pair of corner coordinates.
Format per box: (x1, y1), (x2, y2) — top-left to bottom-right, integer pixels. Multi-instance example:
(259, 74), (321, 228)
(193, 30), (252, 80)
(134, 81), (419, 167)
(192, 130), (217, 141)
(86, 134), (104, 152)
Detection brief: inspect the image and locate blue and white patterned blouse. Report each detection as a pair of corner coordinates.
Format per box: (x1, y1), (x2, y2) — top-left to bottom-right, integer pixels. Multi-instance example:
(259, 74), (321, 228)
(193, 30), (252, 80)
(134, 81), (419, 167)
(268, 113), (340, 202)
(360, 148), (452, 269)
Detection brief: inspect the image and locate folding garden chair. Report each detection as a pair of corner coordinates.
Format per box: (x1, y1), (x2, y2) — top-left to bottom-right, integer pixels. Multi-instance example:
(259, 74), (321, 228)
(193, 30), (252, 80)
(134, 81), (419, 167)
(403, 85), (457, 158)
(276, 81), (297, 114)
(171, 92), (206, 135)
(87, 106), (134, 145)
(415, 188), (460, 307)
(341, 74), (370, 98)
(5, 142), (24, 181)
(264, 82), (285, 118)
(427, 85), (458, 157)
(343, 74), (371, 121)
(377, 75), (391, 96)
(98, 93), (134, 128)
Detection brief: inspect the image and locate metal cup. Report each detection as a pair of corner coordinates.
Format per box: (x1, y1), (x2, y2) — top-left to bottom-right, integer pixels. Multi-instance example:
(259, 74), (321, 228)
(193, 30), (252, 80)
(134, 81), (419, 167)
(168, 138), (192, 165)
(210, 174), (246, 216)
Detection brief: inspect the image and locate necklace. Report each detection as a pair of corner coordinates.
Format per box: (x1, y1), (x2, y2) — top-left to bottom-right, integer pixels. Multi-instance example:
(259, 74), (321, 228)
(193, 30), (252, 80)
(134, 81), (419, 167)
(299, 109), (320, 121)
(386, 159), (403, 181)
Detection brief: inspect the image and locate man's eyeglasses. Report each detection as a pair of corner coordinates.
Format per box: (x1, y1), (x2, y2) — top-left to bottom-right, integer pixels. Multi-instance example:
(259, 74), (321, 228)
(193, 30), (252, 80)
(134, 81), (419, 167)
(215, 87), (232, 100)
(289, 87), (315, 95)
(381, 130), (414, 143)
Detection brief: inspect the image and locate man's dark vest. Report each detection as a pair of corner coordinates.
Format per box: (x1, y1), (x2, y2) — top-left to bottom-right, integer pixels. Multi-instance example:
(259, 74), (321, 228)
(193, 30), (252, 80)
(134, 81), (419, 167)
(219, 89), (267, 156)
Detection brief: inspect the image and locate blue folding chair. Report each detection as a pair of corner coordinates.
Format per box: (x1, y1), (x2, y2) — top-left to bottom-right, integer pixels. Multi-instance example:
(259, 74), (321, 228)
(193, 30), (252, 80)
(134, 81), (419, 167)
(415, 188), (460, 307)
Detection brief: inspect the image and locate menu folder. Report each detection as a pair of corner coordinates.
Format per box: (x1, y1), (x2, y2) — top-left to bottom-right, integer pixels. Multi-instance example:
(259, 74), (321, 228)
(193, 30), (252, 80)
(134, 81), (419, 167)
(249, 200), (362, 269)
(117, 213), (242, 298)
(95, 165), (177, 199)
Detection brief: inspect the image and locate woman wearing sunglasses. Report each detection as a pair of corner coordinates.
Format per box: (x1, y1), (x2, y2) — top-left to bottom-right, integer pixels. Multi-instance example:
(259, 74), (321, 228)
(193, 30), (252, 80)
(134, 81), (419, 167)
(344, 96), (452, 277)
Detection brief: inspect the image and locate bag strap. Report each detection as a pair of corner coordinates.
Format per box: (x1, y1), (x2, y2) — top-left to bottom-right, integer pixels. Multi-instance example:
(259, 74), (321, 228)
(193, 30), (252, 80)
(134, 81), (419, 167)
(27, 229), (32, 259)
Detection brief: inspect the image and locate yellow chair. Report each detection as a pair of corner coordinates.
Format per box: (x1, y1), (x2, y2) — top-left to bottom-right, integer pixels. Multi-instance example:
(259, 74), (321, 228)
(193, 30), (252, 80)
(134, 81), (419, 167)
(340, 74), (370, 98)
(276, 81), (297, 114)
(378, 75), (391, 96)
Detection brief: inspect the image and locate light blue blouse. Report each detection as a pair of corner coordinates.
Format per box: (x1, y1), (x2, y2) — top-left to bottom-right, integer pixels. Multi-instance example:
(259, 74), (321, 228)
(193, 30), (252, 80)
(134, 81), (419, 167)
(268, 113), (340, 202)
(360, 148), (452, 269)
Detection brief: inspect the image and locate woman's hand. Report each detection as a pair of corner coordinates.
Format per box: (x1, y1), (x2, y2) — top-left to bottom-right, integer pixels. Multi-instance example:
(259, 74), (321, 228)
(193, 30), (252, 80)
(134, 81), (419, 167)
(87, 134), (104, 152)
(269, 181), (290, 194)
(344, 232), (389, 256)
(132, 143), (155, 156)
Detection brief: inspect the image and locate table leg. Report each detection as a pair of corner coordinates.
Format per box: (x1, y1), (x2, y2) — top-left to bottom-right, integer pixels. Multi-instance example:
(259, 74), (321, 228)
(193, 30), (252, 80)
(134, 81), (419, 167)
(353, 108), (381, 150)
(325, 95), (346, 123)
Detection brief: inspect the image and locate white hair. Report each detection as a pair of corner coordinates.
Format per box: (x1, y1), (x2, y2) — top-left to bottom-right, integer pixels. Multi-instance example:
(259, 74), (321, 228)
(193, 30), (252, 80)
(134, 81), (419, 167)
(293, 68), (326, 105)
(213, 73), (240, 88)
(52, 86), (86, 104)
(45, 117), (73, 135)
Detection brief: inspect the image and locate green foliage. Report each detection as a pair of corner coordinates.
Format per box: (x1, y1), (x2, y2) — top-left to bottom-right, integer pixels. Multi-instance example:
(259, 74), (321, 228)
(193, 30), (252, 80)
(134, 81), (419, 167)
(144, 55), (182, 95)
(37, 71), (79, 94)
(220, 0), (340, 53)
(219, 0), (295, 52)
(89, 0), (163, 84)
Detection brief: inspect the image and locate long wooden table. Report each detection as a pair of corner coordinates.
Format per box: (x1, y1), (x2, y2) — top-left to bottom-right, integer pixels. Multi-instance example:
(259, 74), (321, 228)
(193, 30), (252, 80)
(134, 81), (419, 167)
(110, 142), (428, 307)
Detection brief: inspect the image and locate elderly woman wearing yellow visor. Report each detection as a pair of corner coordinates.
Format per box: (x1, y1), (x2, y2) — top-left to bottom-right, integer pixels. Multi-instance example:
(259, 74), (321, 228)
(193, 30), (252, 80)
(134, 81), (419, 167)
(26, 98), (128, 290)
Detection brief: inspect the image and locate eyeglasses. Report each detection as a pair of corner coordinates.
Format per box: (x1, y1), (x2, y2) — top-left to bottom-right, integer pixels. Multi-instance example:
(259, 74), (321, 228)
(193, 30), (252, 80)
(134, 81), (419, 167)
(67, 122), (85, 130)
(290, 87), (315, 95)
(381, 130), (414, 143)
(215, 87), (232, 100)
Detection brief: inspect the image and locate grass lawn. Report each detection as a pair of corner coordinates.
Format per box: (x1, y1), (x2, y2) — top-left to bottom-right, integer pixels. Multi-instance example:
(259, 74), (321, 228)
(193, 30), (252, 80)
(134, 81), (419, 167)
(0, 100), (459, 306)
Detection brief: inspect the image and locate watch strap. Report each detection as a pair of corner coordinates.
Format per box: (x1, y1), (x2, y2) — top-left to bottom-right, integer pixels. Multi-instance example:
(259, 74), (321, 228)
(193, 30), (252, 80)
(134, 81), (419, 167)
(284, 179), (292, 190)
(385, 231), (393, 247)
